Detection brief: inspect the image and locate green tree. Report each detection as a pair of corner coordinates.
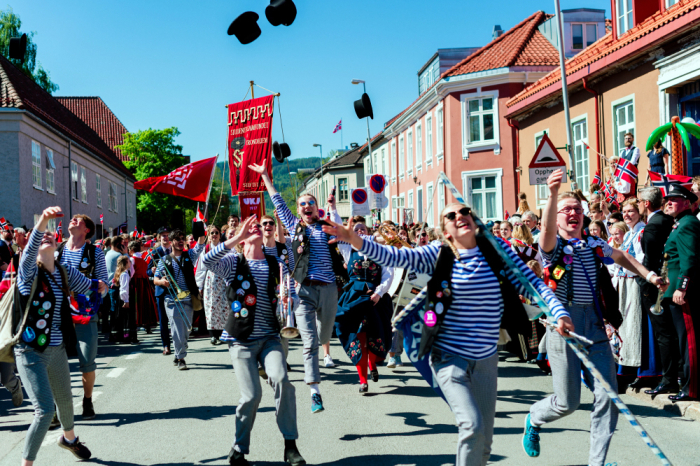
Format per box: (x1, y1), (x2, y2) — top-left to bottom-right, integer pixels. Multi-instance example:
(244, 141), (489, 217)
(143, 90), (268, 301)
(117, 127), (196, 232)
(0, 8), (58, 94)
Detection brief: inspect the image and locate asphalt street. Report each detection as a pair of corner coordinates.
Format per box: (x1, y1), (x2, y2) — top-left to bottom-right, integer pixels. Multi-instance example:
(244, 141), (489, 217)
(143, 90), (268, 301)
(1, 333), (699, 466)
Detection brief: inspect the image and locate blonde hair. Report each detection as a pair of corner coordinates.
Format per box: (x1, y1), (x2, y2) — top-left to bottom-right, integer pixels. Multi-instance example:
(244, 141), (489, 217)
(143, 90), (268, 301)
(517, 192), (531, 214)
(621, 198), (640, 213)
(557, 191), (582, 204)
(526, 260), (543, 278)
(512, 223), (534, 245)
(114, 255), (130, 285)
(438, 203), (473, 257)
(609, 221), (629, 248)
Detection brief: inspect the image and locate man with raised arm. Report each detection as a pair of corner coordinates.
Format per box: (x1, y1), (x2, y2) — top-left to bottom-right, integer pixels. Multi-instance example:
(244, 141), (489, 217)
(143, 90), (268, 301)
(250, 161), (348, 414)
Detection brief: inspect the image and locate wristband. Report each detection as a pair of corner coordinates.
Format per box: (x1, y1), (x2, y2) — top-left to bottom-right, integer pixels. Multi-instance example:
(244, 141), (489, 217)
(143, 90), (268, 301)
(645, 271), (657, 283)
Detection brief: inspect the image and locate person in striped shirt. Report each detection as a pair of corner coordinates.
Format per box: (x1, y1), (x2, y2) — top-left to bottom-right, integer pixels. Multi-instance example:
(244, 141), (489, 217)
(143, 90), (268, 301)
(322, 203), (570, 466)
(15, 206), (107, 464)
(523, 169), (667, 466)
(203, 216), (305, 466)
(250, 161), (349, 414)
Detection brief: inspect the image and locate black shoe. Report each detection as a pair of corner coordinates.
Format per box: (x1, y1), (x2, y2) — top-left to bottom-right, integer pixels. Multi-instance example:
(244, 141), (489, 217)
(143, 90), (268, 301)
(669, 391), (697, 403)
(57, 435), (92, 460)
(284, 441), (306, 466)
(173, 357), (179, 366)
(644, 382), (680, 399)
(228, 448), (248, 466)
(287, 363), (292, 372)
(130, 338), (140, 345)
(359, 383), (368, 395)
(210, 337), (218, 345)
(370, 369), (379, 382)
(49, 411), (61, 430)
(628, 377), (644, 393)
(82, 397), (95, 420)
(258, 362), (268, 380)
(178, 359), (188, 371)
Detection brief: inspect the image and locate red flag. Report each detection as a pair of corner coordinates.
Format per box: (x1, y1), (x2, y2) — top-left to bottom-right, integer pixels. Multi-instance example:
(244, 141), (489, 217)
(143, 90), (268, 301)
(504, 210), (510, 220)
(332, 120), (342, 134)
(134, 156), (217, 202)
(648, 171), (693, 196)
(593, 170), (601, 185)
(55, 221), (63, 242)
(99, 214), (104, 224)
(0, 217), (9, 230)
(193, 207), (207, 223)
(0, 257), (15, 299)
(613, 159), (638, 194)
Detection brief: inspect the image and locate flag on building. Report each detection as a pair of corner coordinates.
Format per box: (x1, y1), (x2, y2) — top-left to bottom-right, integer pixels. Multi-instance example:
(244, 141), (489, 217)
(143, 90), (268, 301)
(332, 119), (342, 134)
(593, 170), (601, 185)
(613, 159), (638, 194)
(55, 221), (62, 242)
(648, 171), (694, 196)
(99, 214), (104, 224)
(0, 217), (9, 231)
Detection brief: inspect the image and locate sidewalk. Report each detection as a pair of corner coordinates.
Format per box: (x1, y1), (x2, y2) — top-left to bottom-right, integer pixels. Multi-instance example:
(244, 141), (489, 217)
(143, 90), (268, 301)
(625, 387), (700, 421)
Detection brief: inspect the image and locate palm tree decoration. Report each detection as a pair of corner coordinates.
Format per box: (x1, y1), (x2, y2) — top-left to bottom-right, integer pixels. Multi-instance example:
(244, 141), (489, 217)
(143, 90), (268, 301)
(646, 116), (700, 175)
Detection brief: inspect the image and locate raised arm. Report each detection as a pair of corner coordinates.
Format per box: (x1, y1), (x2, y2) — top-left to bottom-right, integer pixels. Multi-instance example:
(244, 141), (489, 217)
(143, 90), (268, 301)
(19, 206), (64, 292)
(539, 169), (562, 254)
(249, 161), (278, 197)
(202, 243), (238, 281)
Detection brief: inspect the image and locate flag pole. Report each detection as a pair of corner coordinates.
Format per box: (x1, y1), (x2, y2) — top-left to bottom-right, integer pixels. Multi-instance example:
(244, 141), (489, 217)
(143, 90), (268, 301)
(341, 119), (344, 150)
(202, 154), (219, 223)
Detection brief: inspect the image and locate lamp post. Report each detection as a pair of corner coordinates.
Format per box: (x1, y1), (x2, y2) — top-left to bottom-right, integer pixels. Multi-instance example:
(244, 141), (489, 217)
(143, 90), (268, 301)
(352, 79), (373, 175)
(312, 143), (322, 169)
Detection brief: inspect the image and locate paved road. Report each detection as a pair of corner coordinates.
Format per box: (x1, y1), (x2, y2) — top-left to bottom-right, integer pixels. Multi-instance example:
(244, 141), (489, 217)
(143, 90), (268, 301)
(1, 333), (699, 466)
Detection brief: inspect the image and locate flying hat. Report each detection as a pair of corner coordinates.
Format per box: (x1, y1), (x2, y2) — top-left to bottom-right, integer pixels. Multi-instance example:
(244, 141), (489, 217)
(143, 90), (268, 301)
(663, 183), (698, 203)
(265, 0), (297, 26)
(228, 11), (261, 44)
(354, 93), (373, 120)
(273, 141), (291, 163)
(9, 34), (27, 62)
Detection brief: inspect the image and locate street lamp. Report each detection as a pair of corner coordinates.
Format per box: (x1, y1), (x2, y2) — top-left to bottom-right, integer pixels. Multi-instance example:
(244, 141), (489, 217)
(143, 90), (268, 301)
(312, 143), (322, 168)
(352, 79), (373, 174)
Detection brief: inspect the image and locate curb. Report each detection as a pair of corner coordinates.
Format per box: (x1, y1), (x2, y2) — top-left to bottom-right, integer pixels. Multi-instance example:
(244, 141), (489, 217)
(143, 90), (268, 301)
(625, 387), (700, 421)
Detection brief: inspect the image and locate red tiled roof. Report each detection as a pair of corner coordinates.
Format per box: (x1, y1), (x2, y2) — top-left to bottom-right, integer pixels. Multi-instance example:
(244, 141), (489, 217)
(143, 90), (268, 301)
(56, 97), (129, 161)
(0, 55), (132, 178)
(445, 11), (558, 76)
(506, 0), (700, 110)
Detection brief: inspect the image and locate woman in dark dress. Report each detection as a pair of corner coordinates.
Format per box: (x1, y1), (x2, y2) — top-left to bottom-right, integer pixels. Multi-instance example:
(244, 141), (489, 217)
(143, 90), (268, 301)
(647, 141), (669, 177)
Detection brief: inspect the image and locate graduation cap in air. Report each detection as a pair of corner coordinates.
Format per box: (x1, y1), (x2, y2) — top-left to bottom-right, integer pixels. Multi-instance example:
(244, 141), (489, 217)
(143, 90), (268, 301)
(228, 12), (261, 44)
(9, 34), (27, 63)
(273, 142), (291, 163)
(354, 93), (373, 120)
(265, 0), (297, 26)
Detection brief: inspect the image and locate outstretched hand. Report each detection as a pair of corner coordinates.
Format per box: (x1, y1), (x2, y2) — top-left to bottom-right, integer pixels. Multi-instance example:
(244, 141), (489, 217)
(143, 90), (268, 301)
(225, 215), (258, 249)
(249, 162), (266, 175)
(322, 218), (356, 244)
(547, 169), (564, 196)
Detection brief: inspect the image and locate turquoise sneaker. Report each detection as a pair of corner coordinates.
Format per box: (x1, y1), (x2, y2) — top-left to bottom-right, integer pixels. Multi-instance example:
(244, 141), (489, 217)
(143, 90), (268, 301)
(522, 413), (541, 457)
(311, 393), (324, 413)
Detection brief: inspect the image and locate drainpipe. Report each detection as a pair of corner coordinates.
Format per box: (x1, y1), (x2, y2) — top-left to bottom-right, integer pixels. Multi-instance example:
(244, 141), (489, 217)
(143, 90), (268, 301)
(582, 77), (601, 174)
(507, 118), (520, 208)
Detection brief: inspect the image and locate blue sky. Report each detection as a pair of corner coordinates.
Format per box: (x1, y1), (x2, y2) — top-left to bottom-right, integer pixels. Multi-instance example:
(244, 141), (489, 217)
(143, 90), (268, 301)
(15, 0), (610, 163)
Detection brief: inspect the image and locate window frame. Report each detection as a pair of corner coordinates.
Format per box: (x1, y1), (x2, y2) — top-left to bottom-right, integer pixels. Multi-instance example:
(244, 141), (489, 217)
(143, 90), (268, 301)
(80, 166), (87, 203)
(398, 135), (405, 180)
(571, 114), (590, 192)
(534, 129), (550, 208)
(391, 195), (397, 223)
(71, 162), (79, 199)
(426, 113), (433, 166)
(571, 23), (598, 50)
(617, 0), (633, 36)
(416, 122), (423, 171)
(611, 94), (636, 155)
(32, 140), (42, 189)
(425, 182), (435, 227)
(45, 148), (55, 194)
(338, 177), (349, 202)
(406, 129), (413, 178)
(391, 141), (397, 183)
(461, 168), (504, 222)
(109, 181), (118, 213)
(96, 174), (102, 208)
(381, 148), (387, 178)
(436, 104), (444, 160)
(460, 90), (501, 158)
(416, 186), (423, 223)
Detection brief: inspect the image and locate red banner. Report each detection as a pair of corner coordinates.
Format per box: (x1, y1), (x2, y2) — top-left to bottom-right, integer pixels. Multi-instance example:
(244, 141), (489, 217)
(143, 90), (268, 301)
(239, 192), (266, 219)
(227, 95), (274, 194)
(133, 156), (217, 202)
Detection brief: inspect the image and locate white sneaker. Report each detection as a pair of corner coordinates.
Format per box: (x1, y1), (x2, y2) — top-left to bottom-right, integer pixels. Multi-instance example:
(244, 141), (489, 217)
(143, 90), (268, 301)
(323, 354), (335, 368)
(386, 357), (397, 369)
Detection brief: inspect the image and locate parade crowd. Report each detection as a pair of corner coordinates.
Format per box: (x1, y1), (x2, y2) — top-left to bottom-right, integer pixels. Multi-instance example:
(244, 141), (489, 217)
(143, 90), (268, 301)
(1, 141), (699, 466)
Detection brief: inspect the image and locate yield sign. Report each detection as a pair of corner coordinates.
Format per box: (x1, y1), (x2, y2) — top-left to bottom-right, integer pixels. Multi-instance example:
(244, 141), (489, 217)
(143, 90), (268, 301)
(529, 133), (567, 185)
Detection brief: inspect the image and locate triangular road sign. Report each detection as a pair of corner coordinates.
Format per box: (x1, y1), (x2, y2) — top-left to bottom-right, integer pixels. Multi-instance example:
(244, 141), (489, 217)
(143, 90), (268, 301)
(530, 133), (567, 168)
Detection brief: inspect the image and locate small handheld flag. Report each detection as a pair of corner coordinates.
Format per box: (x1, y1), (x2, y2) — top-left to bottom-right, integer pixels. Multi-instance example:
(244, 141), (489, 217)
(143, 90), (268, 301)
(55, 221), (63, 242)
(0, 217), (9, 231)
(593, 171), (601, 185)
(99, 214), (104, 224)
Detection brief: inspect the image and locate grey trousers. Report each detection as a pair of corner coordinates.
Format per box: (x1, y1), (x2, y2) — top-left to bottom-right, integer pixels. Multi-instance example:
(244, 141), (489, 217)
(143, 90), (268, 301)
(164, 296), (194, 360)
(229, 337), (298, 454)
(14, 343), (75, 461)
(295, 283), (338, 384)
(430, 349), (498, 466)
(0, 361), (20, 393)
(390, 328), (404, 355)
(74, 320), (99, 373)
(529, 304), (618, 466)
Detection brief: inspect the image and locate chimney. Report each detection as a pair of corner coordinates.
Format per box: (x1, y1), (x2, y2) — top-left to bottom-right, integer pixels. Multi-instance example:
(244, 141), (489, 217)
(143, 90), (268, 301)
(492, 25), (503, 40)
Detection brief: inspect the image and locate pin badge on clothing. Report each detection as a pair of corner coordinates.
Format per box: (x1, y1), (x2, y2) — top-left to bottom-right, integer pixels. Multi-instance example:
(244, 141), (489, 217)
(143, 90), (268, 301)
(435, 302), (444, 315)
(241, 309), (249, 318)
(245, 295), (256, 306)
(563, 245), (574, 255)
(242, 281), (250, 290)
(424, 310), (437, 327)
(81, 261), (89, 269)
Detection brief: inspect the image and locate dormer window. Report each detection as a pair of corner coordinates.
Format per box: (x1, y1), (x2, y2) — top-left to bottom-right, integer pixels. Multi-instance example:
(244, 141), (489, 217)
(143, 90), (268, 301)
(572, 23), (597, 50)
(617, 0), (633, 35)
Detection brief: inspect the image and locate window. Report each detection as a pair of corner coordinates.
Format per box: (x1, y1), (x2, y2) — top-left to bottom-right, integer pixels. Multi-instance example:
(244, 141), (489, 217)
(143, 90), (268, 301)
(381, 148), (387, 177)
(338, 177), (349, 201)
(617, 0), (633, 35)
(32, 141), (42, 189)
(463, 169), (504, 222)
(466, 97), (495, 143)
(613, 98), (635, 154)
(71, 162), (79, 199)
(109, 181), (118, 213)
(534, 130), (550, 207)
(128, 196), (133, 218)
(436, 107), (444, 158)
(572, 24), (597, 50)
(426, 115), (433, 164)
(47, 218), (56, 233)
(45, 149), (55, 193)
(397, 195), (405, 224)
(426, 183), (434, 226)
(416, 187), (423, 223)
(667, 0), (679, 6)
(80, 166), (87, 203)
(391, 196), (397, 223)
(572, 117), (590, 190)
(461, 92), (500, 158)
(399, 136), (405, 177)
(96, 174), (102, 208)
(391, 141), (397, 181)
(407, 131), (413, 176)
(416, 123), (422, 170)
(407, 189), (414, 210)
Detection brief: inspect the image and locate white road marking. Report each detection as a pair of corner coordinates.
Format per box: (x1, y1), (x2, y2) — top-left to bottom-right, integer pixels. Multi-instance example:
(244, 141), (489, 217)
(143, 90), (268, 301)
(125, 352), (140, 360)
(74, 391), (103, 408)
(106, 367), (126, 378)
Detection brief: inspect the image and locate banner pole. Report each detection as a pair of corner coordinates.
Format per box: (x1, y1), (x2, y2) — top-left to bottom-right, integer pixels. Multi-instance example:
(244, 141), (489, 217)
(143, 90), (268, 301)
(202, 154), (219, 222)
(250, 81), (255, 99)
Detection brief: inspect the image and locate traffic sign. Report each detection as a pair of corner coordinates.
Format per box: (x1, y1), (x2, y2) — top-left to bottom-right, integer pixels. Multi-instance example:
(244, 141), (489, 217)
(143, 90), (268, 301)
(369, 174), (386, 194)
(351, 188), (371, 215)
(529, 133), (567, 185)
(351, 189), (368, 204)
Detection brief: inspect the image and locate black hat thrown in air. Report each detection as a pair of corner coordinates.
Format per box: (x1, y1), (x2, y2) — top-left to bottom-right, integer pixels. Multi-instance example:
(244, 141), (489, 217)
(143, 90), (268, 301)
(228, 12), (261, 44)
(9, 34), (27, 62)
(265, 0), (297, 26)
(273, 142), (291, 163)
(354, 93), (373, 120)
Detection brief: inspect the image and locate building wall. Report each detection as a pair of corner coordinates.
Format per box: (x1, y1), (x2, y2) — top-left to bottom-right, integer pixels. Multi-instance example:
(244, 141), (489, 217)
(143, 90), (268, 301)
(1, 110), (137, 237)
(515, 60), (660, 212)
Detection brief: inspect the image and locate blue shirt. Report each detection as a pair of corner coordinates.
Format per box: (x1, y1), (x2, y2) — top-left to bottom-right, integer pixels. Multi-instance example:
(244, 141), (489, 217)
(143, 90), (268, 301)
(155, 243), (205, 293)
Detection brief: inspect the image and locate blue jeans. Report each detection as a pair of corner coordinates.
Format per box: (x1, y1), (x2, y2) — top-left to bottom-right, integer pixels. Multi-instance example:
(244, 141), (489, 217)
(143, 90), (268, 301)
(157, 294), (171, 348)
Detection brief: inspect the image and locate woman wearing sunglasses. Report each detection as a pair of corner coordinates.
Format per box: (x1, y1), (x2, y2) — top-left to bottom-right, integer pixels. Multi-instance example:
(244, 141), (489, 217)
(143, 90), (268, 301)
(322, 204), (569, 466)
(523, 170), (667, 466)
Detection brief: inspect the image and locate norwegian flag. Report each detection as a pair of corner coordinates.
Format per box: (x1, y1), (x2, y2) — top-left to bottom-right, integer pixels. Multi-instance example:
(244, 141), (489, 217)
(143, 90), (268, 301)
(613, 159), (638, 194)
(99, 214), (104, 224)
(143, 248), (154, 265)
(593, 170), (602, 185)
(193, 207), (207, 223)
(332, 119), (342, 134)
(118, 221), (127, 233)
(0, 217), (9, 231)
(504, 210), (510, 220)
(55, 221), (62, 242)
(648, 171), (693, 197)
(603, 180), (616, 203)
(140, 230), (145, 238)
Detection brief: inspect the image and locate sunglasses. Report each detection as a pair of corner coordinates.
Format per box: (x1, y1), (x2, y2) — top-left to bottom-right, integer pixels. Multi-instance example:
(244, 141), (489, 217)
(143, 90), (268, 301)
(261, 221), (275, 227)
(558, 207), (583, 215)
(444, 207), (472, 222)
(299, 200), (316, 207)
(210, 231), (220, 235)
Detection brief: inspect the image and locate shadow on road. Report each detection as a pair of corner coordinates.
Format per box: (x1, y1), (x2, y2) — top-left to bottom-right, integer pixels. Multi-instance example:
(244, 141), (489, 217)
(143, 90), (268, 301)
(78, 404), (274, 427)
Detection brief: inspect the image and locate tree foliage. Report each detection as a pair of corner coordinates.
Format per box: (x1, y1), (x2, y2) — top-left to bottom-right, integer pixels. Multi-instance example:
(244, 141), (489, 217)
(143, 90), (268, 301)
(117, 127), (197, 233)
(0, 8), (58, 94)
